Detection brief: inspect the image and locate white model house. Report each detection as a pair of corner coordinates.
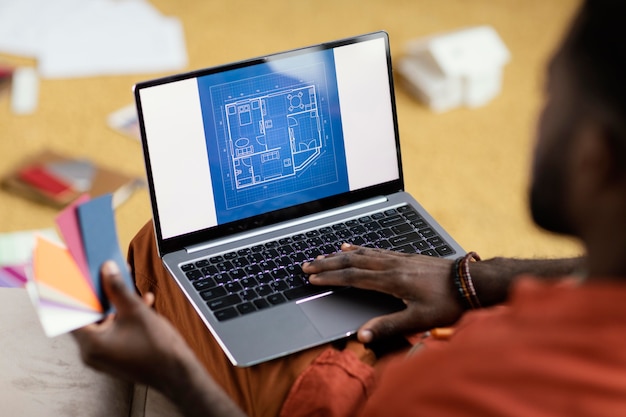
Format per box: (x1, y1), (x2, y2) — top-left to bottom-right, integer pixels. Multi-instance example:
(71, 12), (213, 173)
(398, 25), (511, 112)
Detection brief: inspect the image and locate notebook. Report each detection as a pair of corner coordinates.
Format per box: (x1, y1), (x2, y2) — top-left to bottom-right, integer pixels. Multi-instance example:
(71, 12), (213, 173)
(134, 31), (465, 367)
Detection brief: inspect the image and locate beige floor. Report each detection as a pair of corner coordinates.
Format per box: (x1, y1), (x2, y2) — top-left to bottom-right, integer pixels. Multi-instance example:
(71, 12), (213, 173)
(0, 0), (583, 260)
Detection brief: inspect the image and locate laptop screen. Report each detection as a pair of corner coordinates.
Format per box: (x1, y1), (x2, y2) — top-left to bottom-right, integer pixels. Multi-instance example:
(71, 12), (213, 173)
(135, 32), (402, 252)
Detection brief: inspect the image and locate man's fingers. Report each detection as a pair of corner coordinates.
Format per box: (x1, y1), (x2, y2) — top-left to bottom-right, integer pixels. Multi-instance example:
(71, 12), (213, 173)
(100, 261), (139, 314)
(356, 310), (417, 344)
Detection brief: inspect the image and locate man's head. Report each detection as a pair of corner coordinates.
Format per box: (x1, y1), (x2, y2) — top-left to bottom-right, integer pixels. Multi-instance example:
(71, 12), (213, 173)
(530, 0), (626, 243)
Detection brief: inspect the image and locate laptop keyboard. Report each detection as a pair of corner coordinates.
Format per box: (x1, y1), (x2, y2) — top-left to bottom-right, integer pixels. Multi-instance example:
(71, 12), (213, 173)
(180, 205), (455, 322)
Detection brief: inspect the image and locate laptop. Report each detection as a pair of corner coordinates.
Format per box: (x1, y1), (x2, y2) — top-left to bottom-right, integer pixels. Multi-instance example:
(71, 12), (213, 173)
(134, 31), (465, 367)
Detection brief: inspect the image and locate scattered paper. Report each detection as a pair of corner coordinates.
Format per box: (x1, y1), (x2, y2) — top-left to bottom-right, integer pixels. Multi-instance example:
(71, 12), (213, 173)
(0, 0), (187, 79)
(0, 228), (59, 267)
(107, 103), (141, 141)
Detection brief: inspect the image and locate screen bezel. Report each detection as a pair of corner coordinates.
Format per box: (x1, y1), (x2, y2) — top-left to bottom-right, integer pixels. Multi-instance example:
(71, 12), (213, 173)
(134, 31), (404, 256)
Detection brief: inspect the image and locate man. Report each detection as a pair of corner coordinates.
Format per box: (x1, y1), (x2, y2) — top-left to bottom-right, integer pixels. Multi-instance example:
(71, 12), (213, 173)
(73, 1), (626, 415)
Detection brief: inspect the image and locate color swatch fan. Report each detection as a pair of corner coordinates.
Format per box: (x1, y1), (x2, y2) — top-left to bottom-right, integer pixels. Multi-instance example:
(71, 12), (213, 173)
(27, 193), (132, 337)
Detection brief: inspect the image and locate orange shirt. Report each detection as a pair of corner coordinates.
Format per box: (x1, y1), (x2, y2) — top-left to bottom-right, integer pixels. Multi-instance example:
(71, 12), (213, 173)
(281, 276), (626, 416)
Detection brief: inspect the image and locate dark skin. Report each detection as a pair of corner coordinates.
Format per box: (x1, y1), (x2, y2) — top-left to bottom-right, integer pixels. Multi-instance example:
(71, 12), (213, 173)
(72, 4), (626, 415)
(303, 245), (583, 343)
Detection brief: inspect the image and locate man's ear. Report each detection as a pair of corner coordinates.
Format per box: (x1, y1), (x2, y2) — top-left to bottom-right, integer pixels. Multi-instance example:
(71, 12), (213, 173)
(604, 127), (626, 182)
(570, 121), (610, 189)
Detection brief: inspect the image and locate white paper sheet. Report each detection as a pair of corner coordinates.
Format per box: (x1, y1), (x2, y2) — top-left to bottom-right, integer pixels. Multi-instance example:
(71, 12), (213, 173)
(0, 0), (187, 79)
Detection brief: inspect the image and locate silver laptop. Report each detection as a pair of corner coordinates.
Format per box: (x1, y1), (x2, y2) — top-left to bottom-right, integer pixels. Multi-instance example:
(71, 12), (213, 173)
(134, 31), (465, 367)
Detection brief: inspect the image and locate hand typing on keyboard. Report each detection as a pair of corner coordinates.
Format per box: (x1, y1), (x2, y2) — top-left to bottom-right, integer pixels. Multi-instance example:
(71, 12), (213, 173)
(304, 243), (464, 343)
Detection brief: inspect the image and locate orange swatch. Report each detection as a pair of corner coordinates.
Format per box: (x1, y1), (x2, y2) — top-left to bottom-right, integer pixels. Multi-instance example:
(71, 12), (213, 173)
(32, 236), (102, 313)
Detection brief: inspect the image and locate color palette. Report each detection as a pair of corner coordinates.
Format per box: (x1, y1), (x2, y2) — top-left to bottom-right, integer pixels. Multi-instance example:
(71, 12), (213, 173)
(27, 193), (132, 337)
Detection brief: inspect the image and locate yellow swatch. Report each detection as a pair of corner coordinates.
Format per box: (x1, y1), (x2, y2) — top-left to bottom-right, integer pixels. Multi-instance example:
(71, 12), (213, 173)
(33, 236), (102, 313)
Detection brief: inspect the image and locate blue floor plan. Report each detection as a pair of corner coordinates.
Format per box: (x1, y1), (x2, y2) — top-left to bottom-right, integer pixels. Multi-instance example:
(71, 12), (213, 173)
(225, 84), (322, 190)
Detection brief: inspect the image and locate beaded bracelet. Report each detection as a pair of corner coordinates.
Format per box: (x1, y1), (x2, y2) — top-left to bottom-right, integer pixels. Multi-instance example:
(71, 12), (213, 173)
(453, 251), (482, 310)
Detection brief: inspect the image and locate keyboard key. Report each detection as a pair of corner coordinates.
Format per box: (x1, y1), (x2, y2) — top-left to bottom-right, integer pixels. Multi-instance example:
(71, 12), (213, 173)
(257, 274), (273, 284)
(216, 261), (234, 272)
(293, 233), (307, 240)
(181, 263), (195, 272)
(230, 268), (247, 280)
(214, 273), (231, 285)
(395, 244), (415, 253)
(427, 236), (444, 247)
(389, 232), (421, 247)
(391, 223), (413, 235)
(245, 264), (262, 275)
(379, 216), (404, 227)
(260, 260), (277, 271)
(232, 257), (250, 268)
(254, 298), (270, 310)
(240, 277), (258, 288)
(411, 218), (429, 229)
(193, 278), (216, 291)
(284, 285), (332, 300)
(290, 252), (308, 263)
(195, 259), (210, 268)
(200, 286), (227, 301)
(421, 249), (438, 257)
(275, 256), (291, 267)
(435, 245), (455, 257)
(271, 280), (289, 292)
(214, 307), (238, 321)
(237, 302), (257, 315)
(208, 294), (242, 311)
(413, 240), (430, 251)
(267, 293), (287, 305)
(345, 219), (359, 227)
(335, 229), (353, 240)
(237, 248), (251, 256)
(278, 244), (294, 256)
(201, 265), (219, 276)
(420, 228), (437, 238)
(224, 252), (237, 260)
(287, 276), (306, 288)
(248, 253), (265, 263)
(271, 268), (289, 280)
(257, 285), (273, 297)
(371, 212), (385, 220)
(376, 240), (392, 249)
(225, 282), (243, 293)
(241, 289), (258, 301)
(350, 225), (366, 235)
(363, 222), (380, 231)
(185, 269), (203, 281)
(292, 241), (309, 251)
(210, 255), (224, 264)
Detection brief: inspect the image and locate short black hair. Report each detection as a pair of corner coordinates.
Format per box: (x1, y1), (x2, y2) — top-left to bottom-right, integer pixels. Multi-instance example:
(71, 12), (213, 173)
(560, 0), (626, 169)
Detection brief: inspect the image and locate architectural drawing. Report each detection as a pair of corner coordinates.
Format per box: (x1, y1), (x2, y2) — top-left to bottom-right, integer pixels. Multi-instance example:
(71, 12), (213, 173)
(224, 85), (322, 190)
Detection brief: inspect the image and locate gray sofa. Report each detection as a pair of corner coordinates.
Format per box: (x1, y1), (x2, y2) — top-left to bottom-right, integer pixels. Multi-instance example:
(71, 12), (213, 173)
(0, 288), (183, 417)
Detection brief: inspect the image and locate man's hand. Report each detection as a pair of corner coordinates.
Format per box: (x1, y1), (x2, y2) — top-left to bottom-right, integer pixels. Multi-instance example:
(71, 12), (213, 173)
(72, 261), (246, 417)
(303, 243), (465, 344)
(71, 261), (198, 398)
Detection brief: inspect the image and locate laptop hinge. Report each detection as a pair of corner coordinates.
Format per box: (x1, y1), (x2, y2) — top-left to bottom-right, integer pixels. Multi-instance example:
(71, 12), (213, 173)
(186, 196), (388, 254)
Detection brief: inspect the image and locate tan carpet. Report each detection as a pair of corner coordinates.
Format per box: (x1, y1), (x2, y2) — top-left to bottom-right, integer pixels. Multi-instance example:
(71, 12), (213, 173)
(0, 0), (583, 259)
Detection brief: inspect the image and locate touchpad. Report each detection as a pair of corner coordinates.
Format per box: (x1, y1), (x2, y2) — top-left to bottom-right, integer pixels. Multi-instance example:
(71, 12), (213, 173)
(298, 288), (405, 338)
